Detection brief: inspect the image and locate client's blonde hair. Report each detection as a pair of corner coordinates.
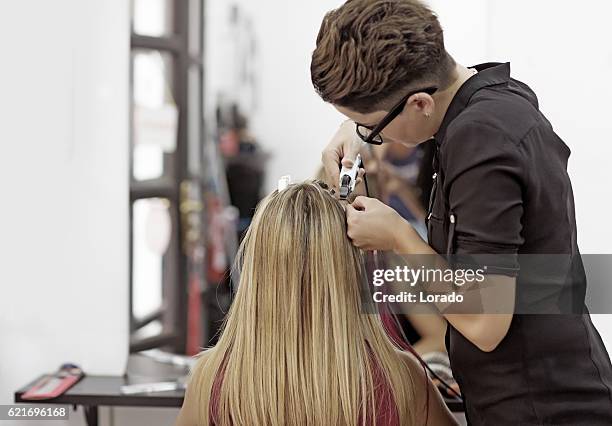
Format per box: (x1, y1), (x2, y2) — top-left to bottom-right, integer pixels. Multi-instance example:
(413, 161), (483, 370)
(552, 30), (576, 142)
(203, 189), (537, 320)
(190, 180), (417, 425)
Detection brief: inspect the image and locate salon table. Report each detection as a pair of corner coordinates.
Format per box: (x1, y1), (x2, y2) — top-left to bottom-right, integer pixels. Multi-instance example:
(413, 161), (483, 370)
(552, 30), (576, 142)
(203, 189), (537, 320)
(15, 374), (183, 426)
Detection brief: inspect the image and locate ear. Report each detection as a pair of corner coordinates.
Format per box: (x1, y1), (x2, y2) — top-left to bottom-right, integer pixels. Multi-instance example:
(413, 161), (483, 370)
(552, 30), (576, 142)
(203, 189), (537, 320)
(407, 93), (435, 117)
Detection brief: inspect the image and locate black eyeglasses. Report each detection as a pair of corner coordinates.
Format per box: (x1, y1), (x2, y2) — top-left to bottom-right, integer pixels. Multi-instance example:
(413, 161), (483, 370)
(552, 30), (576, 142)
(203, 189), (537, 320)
(355, 86), (438, 145)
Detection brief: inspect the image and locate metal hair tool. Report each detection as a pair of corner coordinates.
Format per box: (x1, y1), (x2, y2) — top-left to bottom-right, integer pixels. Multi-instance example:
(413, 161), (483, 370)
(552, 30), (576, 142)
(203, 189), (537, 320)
(338, 154), (362, 200)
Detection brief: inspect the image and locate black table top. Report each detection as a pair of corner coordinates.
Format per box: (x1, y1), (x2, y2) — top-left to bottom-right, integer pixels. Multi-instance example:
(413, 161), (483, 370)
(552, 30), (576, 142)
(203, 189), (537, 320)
(15, 374), (464, 412)
(14, 375), (184, 408)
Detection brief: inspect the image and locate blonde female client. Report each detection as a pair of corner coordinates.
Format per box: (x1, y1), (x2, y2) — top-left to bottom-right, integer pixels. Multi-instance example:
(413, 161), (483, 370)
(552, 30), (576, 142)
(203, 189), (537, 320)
(174, 180), (456, 426)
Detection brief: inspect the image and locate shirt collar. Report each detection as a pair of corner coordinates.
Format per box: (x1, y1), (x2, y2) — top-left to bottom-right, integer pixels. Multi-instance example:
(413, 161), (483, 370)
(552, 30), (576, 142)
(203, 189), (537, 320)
(434, 62), (511, 144)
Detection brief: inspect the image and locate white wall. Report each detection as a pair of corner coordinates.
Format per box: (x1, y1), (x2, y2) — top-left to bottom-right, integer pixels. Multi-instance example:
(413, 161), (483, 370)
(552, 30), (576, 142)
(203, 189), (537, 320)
(486, 0), (612, 253)
(206, 0), (347, 191)
(0, 1), (129, 424)
(486, 0), (612, 351)
(241, 1), (352, 190)
(427, 0), (489, 65)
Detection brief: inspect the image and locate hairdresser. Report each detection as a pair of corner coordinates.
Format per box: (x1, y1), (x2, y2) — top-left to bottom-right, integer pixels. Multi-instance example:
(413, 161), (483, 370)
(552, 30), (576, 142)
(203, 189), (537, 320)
(311, 1), (612, 425)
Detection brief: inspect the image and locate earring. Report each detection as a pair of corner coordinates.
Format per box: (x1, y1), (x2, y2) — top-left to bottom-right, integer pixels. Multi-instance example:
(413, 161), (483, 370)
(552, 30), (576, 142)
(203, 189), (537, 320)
(425, 112), (431, 118)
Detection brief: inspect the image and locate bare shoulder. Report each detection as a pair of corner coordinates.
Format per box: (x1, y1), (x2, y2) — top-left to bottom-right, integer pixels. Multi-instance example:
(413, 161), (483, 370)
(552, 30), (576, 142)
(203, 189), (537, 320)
(395, 349), (425, 376)
(194, 346), (222, 373)
(394, 349), (459, 426)
(196, 347), (216, 361)
(174, 348), (217, 426)
(191, 348), (216, 370)
(394, 349), (429, 406)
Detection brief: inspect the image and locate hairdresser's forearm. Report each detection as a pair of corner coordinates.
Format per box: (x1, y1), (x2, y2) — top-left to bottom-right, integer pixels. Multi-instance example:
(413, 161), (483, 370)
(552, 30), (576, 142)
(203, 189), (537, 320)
(392, 219), (435, 255)
(392, 220), (513, 352)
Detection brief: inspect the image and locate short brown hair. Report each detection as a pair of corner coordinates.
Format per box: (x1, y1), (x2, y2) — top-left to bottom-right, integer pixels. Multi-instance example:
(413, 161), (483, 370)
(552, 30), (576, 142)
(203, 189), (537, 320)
(311, 0), (455, 113)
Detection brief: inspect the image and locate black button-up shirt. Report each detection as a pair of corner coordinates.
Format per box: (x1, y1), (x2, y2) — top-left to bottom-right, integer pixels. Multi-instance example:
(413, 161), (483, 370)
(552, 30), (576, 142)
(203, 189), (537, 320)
(428, 62), (612, 425)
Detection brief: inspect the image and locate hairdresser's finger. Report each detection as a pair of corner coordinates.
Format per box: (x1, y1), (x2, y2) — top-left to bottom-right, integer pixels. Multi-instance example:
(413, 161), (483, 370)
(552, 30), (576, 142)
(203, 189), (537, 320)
(354, 168), (366, 186)
(349, 170), (368, 199)
(340, 138), (362, 169)
(345, 204), (363, 245)
(345, 202), (364, 226)
(322, 149), (341, 194)
(351, 195), (373, 210)
(345, 202), (357, 217)
(322, 120), (356, 192)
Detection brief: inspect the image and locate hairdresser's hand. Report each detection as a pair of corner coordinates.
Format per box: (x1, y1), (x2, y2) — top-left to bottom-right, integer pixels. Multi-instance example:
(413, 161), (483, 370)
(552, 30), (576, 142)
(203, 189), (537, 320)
(346, 196), (428, 253)
(322, 119), (365, 194)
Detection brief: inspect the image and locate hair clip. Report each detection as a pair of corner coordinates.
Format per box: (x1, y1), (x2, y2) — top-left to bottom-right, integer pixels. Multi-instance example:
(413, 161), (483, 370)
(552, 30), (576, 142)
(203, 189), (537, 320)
(315, 180), (329, 190)
(277, 175), (291, 191)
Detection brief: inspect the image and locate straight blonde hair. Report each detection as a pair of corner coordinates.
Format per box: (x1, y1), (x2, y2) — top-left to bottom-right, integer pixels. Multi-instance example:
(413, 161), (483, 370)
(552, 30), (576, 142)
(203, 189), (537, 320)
(189, 180), (417, 425)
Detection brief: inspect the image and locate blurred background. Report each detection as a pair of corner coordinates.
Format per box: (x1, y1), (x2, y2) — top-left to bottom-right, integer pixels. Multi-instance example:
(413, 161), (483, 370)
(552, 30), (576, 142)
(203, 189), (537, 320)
(0, 0), (611, 424)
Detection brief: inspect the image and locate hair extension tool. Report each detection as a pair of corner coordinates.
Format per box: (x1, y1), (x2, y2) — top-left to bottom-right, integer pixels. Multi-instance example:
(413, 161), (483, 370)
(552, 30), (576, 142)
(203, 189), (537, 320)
(339, 154), (362, 200)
